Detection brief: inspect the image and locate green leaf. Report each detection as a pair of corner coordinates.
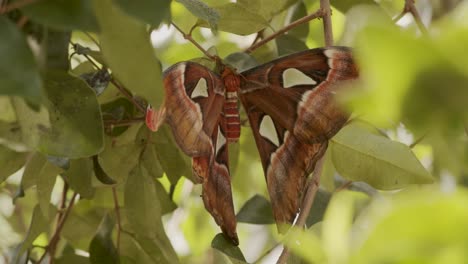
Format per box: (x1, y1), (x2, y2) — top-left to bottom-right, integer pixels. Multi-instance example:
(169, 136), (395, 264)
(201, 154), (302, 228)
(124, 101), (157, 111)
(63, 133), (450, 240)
(152, 125), (191, 184)
(41, 71), (104, 157)
(154, 180), (177, 215)
(331, 0), (378, 13)
(12, 204), (56, 263)
(223, 52), (259, 72)
(93, 0), (163, 108)
(92, 155), (116, 185)
(13, 71), (104, 158)
(330, 123), (434, 190)
(176, 0), (220, 31)
(213, 3), (269, 35)
(56, 244), (90, 264)
(98, 124), (143, 183)
(275, 34), (308, 56)
(44, 30), (70, 70)
(131, 234), (179, 264)
(0, 145), (27, 183)
(287, 2), (309, 40)
(20, 0), (99, 31)
(0, 16), (42, 104)
(0, 121), (26, 151)
(124, 165), (161, 238)
(89, 214), (119, 264)
(236, 194), (274, 224)
(211, 234), (247, 263)
(237, 0), (297, 20)
(115, 0), (171, 26)
(21, 152), (62, 217)
(306, 189), (332, 227)
(61, 203), (105, 250)
(62, 158), (95, 199)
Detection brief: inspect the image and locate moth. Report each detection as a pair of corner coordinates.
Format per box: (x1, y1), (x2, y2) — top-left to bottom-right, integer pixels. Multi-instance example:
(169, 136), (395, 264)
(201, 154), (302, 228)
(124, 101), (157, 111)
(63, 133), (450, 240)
(146, 46), (358, 245)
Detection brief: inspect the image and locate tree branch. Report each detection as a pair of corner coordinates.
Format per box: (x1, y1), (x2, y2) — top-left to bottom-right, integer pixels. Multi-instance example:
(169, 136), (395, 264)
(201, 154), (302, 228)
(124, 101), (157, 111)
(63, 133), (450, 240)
(394, 0), (429, 35)
(171, 23), (218, 61)
(320, 0), (334, 46)
(277, 154), (326, 264)
(37, 192), (78, 263)
(0, 0), (40, 14)
(245, 9), (324, 54)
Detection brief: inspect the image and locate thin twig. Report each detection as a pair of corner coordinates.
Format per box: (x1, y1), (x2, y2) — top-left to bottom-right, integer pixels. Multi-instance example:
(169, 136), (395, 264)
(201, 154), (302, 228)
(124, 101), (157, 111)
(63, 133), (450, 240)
(37, 193), (78, 263)
(409, 133), (426, 148)
(277, 155), (326, 264)
(320, 0), (334, 46)
(171, 23), (218, 61)
(110, 79), (146, 113)
(245, 9), (324, 54)
(394, 0), (429, 35)
(16, 15), (29, 28)
(104, 117), (145, 128)
(0, 0), (40, 14)
(112, 187), (122, 254)
(334, 180), (353, 192)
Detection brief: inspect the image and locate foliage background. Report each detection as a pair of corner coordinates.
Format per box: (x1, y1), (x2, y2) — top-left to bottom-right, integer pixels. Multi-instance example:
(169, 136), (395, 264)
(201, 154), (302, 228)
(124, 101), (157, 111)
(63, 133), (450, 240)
(0, 0), (467, 263)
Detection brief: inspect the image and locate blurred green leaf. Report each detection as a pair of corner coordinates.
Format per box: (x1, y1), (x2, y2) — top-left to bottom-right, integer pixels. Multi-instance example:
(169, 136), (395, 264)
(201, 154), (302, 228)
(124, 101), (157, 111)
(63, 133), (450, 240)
(124, 165), (161, 238)
(283, 227), (326, 264)
(331, 0), (378, 13)
(92, 155), (117, 185)
(0, 121), (27, 151)
(89, 213), (119, 264)
(44, 30), (70, 70)
(62, 158), (95, 199)
(93, 0), (163, 108)
(21, 0), (99, 31)
(56, 244), (89, 264)
(0, 145), (27, 183)
(211, 234), (247, 263)
(115, 0), (171, 27)
(0, 16), (42, 104)
(236, 194), (274, 224)
(351, 188), (468, 263)
(331, 123), (434, 189)
(322, 191), (368, 264)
